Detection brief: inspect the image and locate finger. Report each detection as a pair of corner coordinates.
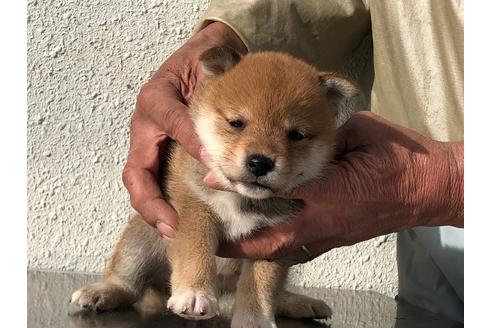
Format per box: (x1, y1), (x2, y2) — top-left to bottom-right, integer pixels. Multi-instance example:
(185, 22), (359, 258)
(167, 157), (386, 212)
(217, 221), (299, 259)
(289, 240), (335, 264)
(123, 130), (178, 236)
(123, 165), (178, 237)
(275, 185), (312, 200)
(217, 231), (280, 259)
(302, 238), (344, 259)
(275, 112), (376, 201)
(156, 220), (177, 240)
(278, 238), (346, 266)
(138, 82), (203, 161)
(274, 247), (313, 266)
(333, 120), (351, 159)
(202, 171), (231, 191)
(274, 176), (330, 200)
(335, 111), (379, 152)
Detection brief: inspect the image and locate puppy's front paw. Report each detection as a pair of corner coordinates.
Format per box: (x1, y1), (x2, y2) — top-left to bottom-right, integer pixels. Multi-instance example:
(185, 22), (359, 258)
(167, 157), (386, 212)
(167, 289), (219, 320)
(70, 282), (133, 312)
(231, 312), (277, 328)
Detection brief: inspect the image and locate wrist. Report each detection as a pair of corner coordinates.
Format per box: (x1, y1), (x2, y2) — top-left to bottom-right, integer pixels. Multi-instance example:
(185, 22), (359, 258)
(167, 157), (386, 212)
(417, 141), (464, 228)
(446, 141), (464, 227)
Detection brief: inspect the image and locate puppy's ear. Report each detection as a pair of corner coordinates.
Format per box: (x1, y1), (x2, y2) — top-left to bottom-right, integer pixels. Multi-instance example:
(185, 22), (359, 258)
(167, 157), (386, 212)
(319, 72), (359, 108)
(199, 46), (242, 78)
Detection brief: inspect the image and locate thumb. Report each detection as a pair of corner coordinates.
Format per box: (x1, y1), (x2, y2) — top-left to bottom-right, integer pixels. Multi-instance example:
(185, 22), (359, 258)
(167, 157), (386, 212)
(202, 171), (232, 191)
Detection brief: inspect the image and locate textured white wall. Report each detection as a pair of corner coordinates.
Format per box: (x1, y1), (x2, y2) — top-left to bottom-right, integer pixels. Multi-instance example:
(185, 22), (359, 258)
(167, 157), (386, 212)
(27, 0), (398, 296)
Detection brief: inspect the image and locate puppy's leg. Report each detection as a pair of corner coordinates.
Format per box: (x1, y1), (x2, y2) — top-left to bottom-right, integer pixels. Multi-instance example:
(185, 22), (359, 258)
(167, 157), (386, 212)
(231, 260), (288, 328)
(216, 257), (242, 291)
(276, 290), (332, 320)
(71, 215), (169, 311)
(166, 206), (221, 320)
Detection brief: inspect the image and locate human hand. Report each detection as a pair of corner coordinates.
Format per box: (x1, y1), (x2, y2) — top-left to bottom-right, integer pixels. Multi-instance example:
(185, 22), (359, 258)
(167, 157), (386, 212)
(214, 111), (464, 264)
(122, 22), (247, 239)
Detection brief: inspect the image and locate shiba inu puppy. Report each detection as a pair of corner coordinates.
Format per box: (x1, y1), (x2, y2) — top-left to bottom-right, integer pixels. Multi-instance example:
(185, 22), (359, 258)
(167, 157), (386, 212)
(71, 46), (357, 327)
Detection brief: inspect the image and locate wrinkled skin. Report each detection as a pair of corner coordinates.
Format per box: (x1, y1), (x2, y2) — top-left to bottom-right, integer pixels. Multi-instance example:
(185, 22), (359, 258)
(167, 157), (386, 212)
(122, 22), (247, 239)
(211, 112), (463, 264)
(123, 22), (463, 263)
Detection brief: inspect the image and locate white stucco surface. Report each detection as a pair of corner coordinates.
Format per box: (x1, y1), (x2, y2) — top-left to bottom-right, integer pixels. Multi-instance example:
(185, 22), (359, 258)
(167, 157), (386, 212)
(27, 0), (398, 297)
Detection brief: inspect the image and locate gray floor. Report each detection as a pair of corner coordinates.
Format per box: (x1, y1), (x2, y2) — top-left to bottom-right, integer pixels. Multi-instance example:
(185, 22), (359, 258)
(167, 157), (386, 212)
(27, 270), (462, 328)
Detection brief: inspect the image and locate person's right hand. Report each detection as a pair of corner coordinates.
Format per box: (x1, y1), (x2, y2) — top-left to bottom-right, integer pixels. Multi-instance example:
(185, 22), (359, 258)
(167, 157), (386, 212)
(122, 22), (247, 239)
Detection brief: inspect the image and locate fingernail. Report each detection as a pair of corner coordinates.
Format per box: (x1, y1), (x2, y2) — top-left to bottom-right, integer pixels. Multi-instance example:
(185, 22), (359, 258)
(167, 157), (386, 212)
(156, 221), (176, 239)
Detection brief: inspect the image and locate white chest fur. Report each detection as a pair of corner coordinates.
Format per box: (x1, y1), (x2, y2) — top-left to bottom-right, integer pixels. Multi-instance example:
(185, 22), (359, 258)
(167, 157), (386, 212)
(205, 191), (274, 240)
(186, 178), (297, 240)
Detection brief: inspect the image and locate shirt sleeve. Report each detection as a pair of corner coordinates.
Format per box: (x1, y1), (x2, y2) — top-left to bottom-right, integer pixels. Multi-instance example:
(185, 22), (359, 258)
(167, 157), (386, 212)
(194, 0), (371, 71)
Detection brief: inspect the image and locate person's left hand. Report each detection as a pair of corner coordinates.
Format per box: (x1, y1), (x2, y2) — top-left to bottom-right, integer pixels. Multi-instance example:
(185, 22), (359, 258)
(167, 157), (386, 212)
(208, 112), (463, 265)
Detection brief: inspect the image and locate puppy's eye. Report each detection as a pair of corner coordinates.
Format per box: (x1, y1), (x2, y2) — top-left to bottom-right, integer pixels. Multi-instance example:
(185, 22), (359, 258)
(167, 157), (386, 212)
(229, 120), (245, 128)
(287, 130), (305, 141)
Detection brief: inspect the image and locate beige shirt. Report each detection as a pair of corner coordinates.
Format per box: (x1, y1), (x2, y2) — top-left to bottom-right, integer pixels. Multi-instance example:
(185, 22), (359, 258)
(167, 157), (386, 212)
(195, 0), (463, 142)
(194, 0), (464, 322)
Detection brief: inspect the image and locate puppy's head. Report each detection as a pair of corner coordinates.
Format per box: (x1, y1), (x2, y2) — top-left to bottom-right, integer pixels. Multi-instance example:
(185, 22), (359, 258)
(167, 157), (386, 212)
(191, 46), (357, 199)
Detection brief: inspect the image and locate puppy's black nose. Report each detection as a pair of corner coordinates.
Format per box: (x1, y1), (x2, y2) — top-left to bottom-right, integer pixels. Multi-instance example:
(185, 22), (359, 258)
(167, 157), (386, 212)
(246, 154), (275, 177)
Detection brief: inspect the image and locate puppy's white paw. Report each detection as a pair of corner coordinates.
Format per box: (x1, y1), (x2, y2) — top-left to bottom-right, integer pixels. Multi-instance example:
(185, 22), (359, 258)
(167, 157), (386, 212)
(231, 312), (277, 328)
(167, 289), (219, 320)
(70, 282), (132, 312)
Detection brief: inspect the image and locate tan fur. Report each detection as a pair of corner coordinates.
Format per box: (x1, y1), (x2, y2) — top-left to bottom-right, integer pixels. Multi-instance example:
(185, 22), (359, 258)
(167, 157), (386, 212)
(71, 48), (357, 327)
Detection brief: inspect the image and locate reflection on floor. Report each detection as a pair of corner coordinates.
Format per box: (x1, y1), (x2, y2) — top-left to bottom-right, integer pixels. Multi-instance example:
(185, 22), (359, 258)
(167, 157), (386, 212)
(27, 270), (462, 328)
